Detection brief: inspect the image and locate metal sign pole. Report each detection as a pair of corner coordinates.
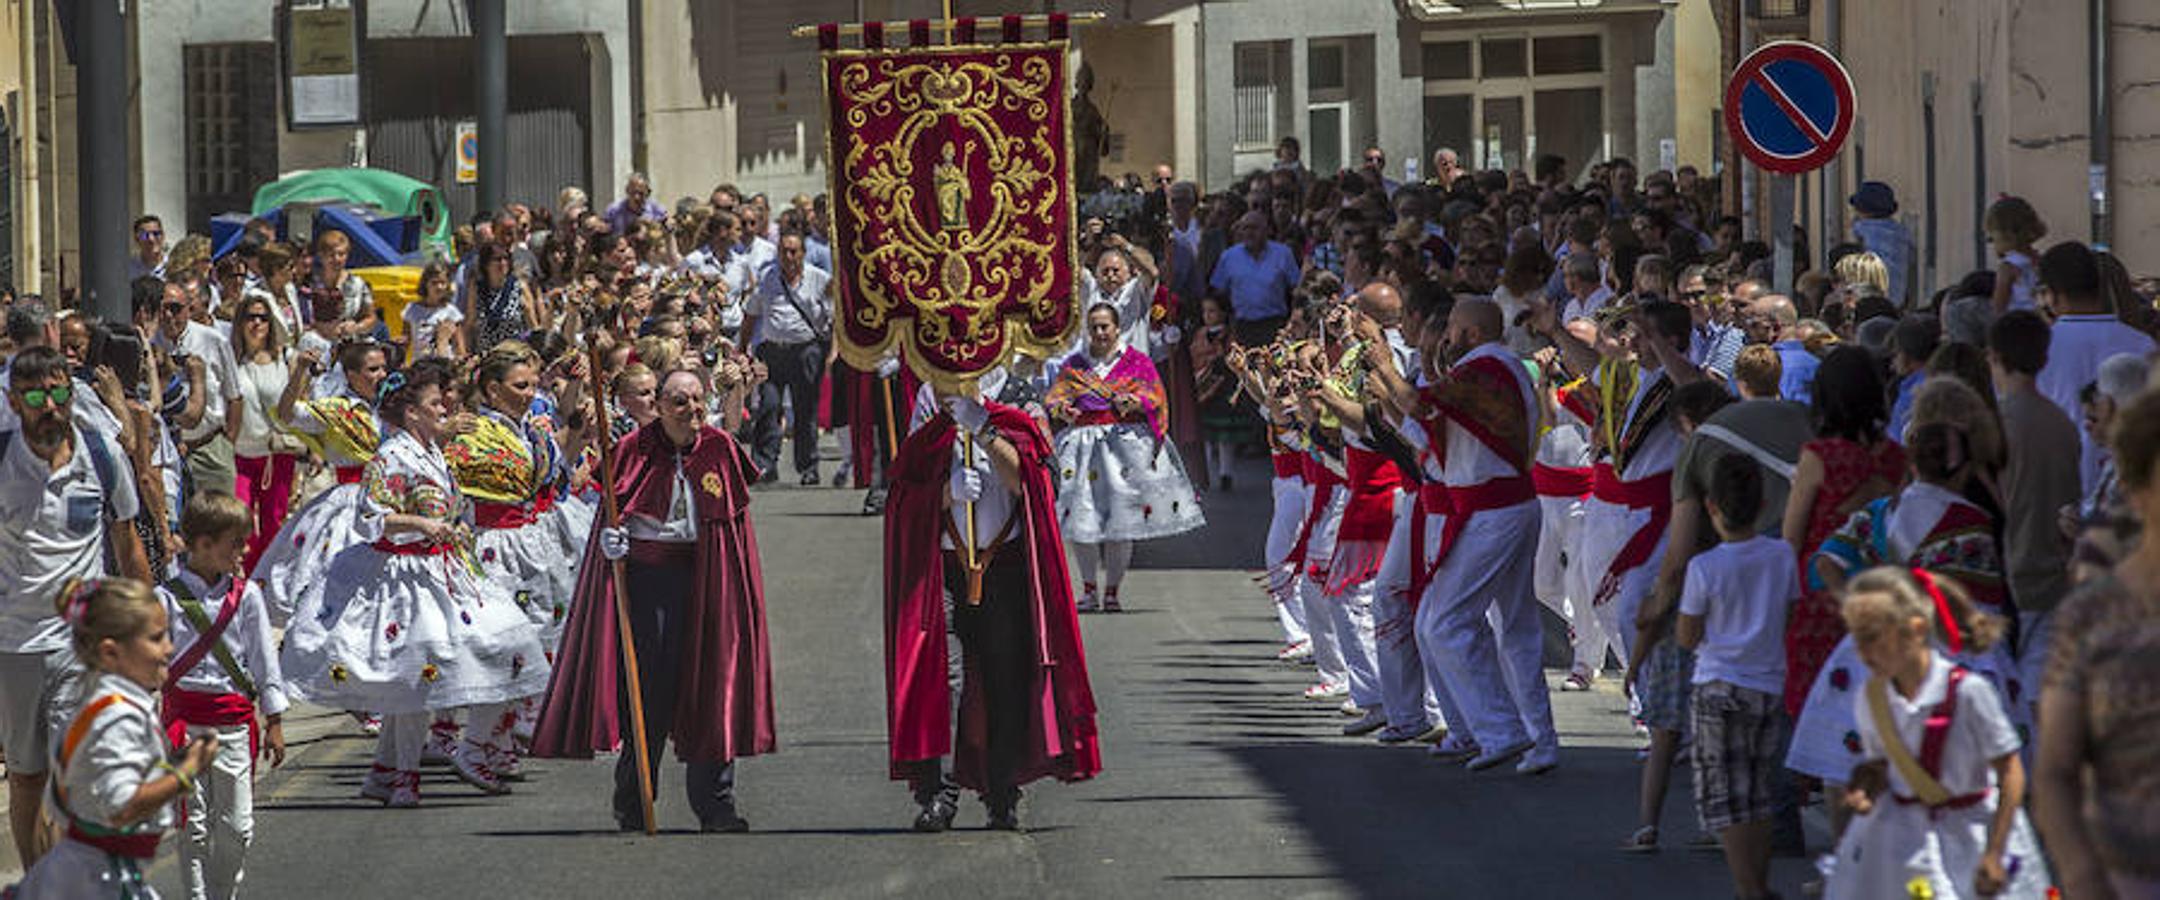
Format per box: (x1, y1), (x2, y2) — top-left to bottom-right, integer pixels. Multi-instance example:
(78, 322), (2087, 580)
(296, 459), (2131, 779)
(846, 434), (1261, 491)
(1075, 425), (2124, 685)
(1770, 175), (1795, 295)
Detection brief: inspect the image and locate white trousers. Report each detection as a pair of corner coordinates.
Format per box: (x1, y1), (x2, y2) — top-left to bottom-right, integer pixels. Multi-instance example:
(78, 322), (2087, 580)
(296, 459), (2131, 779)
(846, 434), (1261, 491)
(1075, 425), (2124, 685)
(1535, 495), (1611, 673)
(1300, 487), (1352, 691)
(1416, 501), (1556, 753)
(1577, 497), (1669, 662)
(1320, 577), (1383, 710)
(1373, 495), (1447, 731)
(180, 722), (255, 900)
(1266, 476), (1312, 646)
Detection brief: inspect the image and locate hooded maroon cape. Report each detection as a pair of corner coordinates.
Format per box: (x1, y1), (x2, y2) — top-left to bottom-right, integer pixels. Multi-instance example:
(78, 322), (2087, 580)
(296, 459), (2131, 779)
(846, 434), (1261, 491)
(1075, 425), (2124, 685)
(885, 403), (1102, 789)
(531, 423), (777, 763)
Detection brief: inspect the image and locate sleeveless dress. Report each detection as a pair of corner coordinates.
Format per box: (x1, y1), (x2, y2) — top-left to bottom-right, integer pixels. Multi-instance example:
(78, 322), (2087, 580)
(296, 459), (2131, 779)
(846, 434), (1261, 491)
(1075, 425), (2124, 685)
(1784, 437), (1906, 715)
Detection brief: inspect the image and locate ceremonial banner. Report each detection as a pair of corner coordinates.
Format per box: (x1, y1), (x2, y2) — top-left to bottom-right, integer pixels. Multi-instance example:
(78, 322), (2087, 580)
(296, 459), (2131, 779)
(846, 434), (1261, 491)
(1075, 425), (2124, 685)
(822, 42), (1078, 391)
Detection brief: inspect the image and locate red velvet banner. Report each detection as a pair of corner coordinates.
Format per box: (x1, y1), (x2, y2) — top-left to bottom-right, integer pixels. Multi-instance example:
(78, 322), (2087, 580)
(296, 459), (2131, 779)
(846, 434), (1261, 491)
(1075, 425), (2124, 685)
(821, 42), (1078, 392)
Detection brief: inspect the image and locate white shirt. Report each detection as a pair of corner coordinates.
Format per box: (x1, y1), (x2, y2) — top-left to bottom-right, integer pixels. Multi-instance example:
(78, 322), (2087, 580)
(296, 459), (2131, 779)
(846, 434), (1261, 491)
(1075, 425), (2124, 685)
(2038, 314), (2156, 489)
(49, 674), (173, 834)
(625, 456), (697, 543)
(1434, 342), (1536, 488)
(0, 425), (141, 653)
(156, 321), (243, 442)
(1679, 535), (1799, 695)
(158, 564), (290, 716)
(1077, 270), (1156, 359)
(1850, 652), (2022, 798)
(1608, 365), (1685, 481)
(1562, 285), (1614, 325)
(732, 237), (778, 283)
(745, 264), (832, 347)
(233, 354), (292, 457)
(681, 245), (755, 330)
(941, 430), (1016, 552)
(401, 301), (466, 359)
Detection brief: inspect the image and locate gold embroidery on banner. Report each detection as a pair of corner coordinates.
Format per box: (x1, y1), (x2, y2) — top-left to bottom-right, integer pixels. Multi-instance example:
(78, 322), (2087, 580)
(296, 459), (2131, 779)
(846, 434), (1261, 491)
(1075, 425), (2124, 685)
(823, 44), (1074, 389)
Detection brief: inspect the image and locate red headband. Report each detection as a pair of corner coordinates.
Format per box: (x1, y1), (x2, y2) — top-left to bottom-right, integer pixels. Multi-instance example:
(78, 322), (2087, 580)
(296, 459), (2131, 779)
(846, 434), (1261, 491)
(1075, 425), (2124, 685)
(1910, 568), (1961, 654)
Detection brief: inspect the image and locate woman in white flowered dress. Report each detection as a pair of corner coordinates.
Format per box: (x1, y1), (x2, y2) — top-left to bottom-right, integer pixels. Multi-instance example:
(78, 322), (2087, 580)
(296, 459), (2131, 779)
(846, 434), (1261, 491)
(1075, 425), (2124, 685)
(1046, 304), (1204, 612)
(280, 360), (551, 806)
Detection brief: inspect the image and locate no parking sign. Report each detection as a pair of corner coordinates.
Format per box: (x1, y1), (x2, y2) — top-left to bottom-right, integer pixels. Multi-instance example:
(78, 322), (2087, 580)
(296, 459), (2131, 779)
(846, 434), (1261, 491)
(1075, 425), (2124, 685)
(1723, 41), (1854, 175)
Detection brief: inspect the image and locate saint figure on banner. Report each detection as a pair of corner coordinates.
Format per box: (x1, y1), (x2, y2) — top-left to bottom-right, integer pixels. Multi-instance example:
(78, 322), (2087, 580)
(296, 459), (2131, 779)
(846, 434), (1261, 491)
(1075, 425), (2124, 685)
(934, 141), (971, 232)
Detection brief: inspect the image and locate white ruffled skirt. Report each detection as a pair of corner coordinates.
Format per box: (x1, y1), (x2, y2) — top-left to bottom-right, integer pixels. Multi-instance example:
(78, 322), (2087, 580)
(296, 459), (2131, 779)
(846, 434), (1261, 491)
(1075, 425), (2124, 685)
(252, 483), (369, 627)
(1786, 635), (2031, 784)
(473, 517), (577, 654)
(1053, 423), (1205, 544)
(281, 541), (553, 715)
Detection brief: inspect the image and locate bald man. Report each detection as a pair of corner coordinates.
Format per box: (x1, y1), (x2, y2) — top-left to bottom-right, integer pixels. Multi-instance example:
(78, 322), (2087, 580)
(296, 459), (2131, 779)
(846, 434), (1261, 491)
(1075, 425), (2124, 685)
(1751, 294), (1819, 403)
(1403, 299), (1558, 773)
(1211, 211), (1301, 345)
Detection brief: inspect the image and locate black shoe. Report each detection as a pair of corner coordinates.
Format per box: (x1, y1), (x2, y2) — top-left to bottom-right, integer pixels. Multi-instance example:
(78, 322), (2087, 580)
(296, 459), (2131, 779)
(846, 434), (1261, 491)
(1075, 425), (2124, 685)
(800, 470), (821, 487)
(984, 789), (1021, 831)
(616, 815), (646, 832)
(861, 487), (888, 516)
(1219, 475), (1232, 492)
(912, 794), (958, 832)
(700, 809), (751, 833)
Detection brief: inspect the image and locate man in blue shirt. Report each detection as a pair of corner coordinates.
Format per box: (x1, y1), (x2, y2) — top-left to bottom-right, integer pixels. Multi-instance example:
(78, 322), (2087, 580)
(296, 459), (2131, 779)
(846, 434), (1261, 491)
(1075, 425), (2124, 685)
(1209, 211), (1300, 346)
(603, 173), (667, 237)
(1753, 294), (1820, 404)
(1885, 315), (1939, 442)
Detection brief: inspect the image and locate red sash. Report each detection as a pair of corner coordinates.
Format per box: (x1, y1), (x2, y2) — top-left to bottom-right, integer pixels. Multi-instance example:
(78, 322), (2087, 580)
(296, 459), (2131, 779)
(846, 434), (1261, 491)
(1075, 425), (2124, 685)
(66, 825), (161, 860)
(1589, 462), (1674, 607)
(1406, 476), (1536, 609)
(1532, 463), (1593, 498)
(1890, 667), (1991, 813)
(1285, 455), (1343, 573)
(473, 500), (539, 529)
(1073, 409), (1148, 428)
(163, 578), (245, 694)
(1338, 447), (1404, 543)
(1271, 452), (1303, 480)
(333, 465), (365, 485)
(161, 687), (258, 762)
(533, 491), (557, 514)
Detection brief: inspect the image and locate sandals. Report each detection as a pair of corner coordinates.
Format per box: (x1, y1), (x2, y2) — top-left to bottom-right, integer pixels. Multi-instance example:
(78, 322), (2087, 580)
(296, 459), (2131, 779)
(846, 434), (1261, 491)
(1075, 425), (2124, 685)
(1620, 825), (1659, 853)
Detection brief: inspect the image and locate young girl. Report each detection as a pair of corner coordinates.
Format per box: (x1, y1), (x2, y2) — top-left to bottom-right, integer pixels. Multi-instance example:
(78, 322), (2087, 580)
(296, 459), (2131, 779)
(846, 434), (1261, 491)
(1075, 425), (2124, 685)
(401, 260), (465, 362)
(1827, 567), (2050, 899)
(14, 579), (220, 898)
(1983, 197), (2046, 316)
(1187, 294), (1244, 492)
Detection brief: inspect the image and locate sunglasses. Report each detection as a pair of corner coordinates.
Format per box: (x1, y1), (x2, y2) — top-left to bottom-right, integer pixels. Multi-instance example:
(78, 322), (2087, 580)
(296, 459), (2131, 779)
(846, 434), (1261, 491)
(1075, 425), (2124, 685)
(662, 393), (702, 408)
(241, 312), (273, 323)
(16, 384), (72, 410)
(138, 230), (163, 241)
(162, 302), (188, 315)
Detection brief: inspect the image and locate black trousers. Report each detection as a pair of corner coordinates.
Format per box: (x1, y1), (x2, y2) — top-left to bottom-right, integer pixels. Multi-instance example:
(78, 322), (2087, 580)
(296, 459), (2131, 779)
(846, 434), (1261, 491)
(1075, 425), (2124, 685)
(752, 340), (828, 476)
(913, 544), (1031, 803)
(615, 544), (736, 827)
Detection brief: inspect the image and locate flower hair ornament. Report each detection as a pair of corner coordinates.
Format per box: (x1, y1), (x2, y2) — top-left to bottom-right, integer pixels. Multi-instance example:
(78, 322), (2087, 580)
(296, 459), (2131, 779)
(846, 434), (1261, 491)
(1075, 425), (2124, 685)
(375, 369), (409, 407)
(1910, 568), (1962, 654)
(58, 578), (102, 627)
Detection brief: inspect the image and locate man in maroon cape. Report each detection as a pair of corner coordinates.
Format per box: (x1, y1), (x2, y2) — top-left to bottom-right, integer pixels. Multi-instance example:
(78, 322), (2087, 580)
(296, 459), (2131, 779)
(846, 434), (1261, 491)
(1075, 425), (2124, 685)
(533, 369), (777, 832)
(885, 388), (1101, 831)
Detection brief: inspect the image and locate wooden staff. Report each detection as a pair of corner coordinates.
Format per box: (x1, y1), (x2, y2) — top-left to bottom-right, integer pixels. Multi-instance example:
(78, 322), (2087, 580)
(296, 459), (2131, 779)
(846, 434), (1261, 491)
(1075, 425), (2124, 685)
(587, 338), (657, 836)
(878, 369), (899, 465)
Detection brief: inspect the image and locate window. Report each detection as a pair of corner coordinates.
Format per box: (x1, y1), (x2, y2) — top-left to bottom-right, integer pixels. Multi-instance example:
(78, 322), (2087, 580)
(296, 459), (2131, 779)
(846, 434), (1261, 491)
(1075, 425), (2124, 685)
(1233, 42), (1282, 151)
(1480, 38), (1527, 79)
(1421, 41), (1473, 80)
(185, 44), (281, 230)
(1534, 35), (1601, 75)
(1308, 42), (1346, 92)
(1423, 94), (1474, 166)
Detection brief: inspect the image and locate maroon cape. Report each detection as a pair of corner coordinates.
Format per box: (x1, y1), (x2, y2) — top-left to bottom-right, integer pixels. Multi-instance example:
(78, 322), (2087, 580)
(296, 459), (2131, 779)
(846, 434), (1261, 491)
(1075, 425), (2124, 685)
(885, 403), (1102, 789)
(531, 424), (778, 764)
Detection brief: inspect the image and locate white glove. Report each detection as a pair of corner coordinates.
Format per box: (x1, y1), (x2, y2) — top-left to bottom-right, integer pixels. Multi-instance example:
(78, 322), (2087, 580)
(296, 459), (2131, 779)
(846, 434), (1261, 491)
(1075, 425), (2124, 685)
(875, 356), (901, 378)
(600, 527), (630, 561)
(945, 394), (990, 433)
(1158, 324), (1183, 346)
(948, 462), (985, 503)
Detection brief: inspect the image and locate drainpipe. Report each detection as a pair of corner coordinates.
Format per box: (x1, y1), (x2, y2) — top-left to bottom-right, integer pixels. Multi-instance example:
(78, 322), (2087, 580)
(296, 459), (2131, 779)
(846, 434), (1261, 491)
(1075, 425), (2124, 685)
(1820, 0), (1840, 266)
(2090, 0), (2110, 248)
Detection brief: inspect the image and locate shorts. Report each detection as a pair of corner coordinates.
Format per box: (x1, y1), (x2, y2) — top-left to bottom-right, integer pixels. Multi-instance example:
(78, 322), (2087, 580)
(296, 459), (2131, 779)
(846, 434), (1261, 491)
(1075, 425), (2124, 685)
(1636, 639), (1695, 733)
(1690, 680), (1791, 831)
(0, 649), (86, 776)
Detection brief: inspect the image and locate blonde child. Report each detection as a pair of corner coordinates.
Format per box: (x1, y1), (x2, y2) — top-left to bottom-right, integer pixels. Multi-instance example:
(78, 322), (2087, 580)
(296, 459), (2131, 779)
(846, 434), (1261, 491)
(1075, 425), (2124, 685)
(159, 492), (288, 900)
(13, 579), (219, 898)
(1983, 197), (2046, 316)
(1828, 567), (2051, 899)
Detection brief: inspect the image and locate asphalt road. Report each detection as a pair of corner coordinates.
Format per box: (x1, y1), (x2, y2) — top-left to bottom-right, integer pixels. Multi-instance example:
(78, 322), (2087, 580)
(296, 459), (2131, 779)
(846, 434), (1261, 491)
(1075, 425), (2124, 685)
(149, 453), (1818, 899)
